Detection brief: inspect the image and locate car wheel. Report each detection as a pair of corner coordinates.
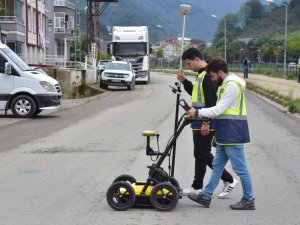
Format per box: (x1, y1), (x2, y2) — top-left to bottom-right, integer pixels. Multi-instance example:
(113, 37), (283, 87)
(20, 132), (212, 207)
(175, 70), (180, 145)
(127, 79), (135, 90)
(100, 80), (108, 89)
(11, 95), (37, 118)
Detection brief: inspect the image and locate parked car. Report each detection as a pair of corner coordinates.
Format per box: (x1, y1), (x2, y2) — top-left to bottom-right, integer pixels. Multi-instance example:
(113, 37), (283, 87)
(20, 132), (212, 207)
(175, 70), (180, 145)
(100, 61), (135, 90)
(0, 42), (61, 118)
(97, 60), (110, 74)
(288, 62), (297, 69)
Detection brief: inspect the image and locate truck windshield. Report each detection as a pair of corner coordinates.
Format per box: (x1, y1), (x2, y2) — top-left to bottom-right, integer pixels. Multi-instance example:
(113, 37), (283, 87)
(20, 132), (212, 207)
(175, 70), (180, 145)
(1, 47), (31, 71)
(105, 63), (130, 71)
(113, 43), (147, 56)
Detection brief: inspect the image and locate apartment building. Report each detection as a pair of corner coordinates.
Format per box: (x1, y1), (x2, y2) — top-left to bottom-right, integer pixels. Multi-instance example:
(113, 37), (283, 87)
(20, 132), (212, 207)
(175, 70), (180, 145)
(0, 0), (75, 65)
(46, 0), (75, 59)
(159, 37), (200, 62)
(0, 0), (46, 64)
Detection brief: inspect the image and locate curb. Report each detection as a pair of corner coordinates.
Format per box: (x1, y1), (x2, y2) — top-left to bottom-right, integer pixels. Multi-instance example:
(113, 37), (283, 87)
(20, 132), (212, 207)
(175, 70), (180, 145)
(247, 89), (300, 120)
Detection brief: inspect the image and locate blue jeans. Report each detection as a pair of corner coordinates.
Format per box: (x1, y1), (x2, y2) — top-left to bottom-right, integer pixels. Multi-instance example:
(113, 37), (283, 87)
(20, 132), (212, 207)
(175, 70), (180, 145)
(202, 145), (254, 201)
(243, 68), (249, 79)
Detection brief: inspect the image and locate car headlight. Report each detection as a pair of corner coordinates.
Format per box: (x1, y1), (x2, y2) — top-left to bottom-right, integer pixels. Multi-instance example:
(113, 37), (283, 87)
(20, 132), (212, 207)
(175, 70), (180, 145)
(40, 81), (56, 92)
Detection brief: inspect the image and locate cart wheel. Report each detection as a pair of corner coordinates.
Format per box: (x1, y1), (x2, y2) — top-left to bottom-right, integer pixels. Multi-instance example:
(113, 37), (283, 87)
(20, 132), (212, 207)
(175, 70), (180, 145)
(168, 177), (180, 189)
(113, 174), (136, 184)
(150, 182), (179, 211)
(106, 181), (136, 211)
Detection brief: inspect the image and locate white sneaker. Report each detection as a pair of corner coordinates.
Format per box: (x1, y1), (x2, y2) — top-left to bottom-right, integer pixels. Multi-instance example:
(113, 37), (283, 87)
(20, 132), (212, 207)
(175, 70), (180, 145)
(182, 187), (202, 196)
(218, 178), (238, 199)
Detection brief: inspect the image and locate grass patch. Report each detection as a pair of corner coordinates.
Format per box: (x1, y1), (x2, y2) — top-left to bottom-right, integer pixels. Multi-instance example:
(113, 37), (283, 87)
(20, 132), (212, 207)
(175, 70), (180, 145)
(246, 81), (300, 114)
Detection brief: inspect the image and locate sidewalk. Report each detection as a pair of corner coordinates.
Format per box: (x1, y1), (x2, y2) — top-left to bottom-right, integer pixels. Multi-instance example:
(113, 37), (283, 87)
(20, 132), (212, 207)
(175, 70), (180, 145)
(237, 72), (300, 99)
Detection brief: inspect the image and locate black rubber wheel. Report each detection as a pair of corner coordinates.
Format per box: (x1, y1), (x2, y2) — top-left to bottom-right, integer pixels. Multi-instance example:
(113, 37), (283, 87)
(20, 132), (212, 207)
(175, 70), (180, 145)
(99, 80), (108, 89)
(106, 181), (136, 211)
(113, 174), (136, 184)
(150, 182), (179, 211)
(11, 95), (37, 118)
(168, 177), (180, 189)
(127, 79), (135, 90)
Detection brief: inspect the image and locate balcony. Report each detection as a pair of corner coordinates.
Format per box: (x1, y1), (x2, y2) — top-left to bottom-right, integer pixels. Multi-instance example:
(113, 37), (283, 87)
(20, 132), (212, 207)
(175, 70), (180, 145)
(54, 0), (75, 10)
(0, 16), (24, 25)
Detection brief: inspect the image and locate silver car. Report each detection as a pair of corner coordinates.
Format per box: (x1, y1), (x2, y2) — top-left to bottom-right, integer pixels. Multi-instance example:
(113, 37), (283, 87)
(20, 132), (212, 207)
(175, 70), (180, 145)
(100, 61), (136, 90)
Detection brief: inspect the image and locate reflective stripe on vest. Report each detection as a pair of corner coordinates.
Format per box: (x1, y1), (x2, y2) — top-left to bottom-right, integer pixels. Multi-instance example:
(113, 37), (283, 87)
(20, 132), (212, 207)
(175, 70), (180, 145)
(192, 71), (206, 108)
(215, 80), (250, 145)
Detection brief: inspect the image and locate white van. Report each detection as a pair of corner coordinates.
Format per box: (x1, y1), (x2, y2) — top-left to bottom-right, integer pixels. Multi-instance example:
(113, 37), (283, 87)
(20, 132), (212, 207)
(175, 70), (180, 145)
(0, 42), (61, 118)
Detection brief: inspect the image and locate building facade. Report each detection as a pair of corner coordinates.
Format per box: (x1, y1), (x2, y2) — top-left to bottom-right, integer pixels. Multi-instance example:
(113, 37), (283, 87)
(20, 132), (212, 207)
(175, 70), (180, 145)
(46, 0), (75, 58)
(0, 0), (76, 65)
(0, 0), (46, 64)
(158, 37), (200, 62)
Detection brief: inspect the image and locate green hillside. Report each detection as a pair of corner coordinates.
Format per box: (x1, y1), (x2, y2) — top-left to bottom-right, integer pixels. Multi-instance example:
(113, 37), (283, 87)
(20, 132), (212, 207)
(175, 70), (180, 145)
(240, 3), (300, 39)
(210, 0), (300, 63)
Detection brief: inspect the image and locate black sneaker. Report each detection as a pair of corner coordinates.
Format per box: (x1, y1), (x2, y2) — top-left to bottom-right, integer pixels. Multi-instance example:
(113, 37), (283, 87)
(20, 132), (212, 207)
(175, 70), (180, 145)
(230, 198), (255, 210)
(188, 192), (211, 208)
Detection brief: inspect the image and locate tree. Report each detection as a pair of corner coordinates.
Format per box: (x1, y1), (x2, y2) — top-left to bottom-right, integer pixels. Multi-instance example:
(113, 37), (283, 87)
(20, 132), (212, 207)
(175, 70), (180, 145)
(155, 48), (164, 58)
(240, 0), (266, 27)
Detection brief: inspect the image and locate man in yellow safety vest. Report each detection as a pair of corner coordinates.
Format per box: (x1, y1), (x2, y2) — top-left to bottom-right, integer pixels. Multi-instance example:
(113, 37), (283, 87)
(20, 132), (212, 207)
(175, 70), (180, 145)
(177, 48), (238, 198)
(187, 56), (255, 210)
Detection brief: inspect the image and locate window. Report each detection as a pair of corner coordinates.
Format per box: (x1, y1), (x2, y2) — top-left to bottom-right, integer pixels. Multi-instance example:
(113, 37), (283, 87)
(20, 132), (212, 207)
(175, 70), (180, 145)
(0, 53), (8, 74)
(33, 9), (36, 33)
(66, 15), (74, 34)
(54, 12), (65, 33)
(16, 0), (23, 21)
(27, 6), (32, 32)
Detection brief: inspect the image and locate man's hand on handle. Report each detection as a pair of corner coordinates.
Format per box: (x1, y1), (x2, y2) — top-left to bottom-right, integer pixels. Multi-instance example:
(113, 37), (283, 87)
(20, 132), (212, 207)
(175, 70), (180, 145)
(177, 70), (186, 82)
(186, 107), (196, 117)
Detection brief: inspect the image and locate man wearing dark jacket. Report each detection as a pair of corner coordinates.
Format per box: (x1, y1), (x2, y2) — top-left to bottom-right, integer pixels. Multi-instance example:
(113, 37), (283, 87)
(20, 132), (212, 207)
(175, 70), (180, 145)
(177, 48), (238, 198)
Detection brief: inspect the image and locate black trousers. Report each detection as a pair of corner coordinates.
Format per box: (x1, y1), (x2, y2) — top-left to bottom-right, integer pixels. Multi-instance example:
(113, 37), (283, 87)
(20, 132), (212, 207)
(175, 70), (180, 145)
(192, 130), (233, 189)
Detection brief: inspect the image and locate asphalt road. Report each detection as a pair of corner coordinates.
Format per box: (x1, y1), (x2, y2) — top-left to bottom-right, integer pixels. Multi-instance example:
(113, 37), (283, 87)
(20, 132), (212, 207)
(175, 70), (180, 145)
(0, 72), (300, 225)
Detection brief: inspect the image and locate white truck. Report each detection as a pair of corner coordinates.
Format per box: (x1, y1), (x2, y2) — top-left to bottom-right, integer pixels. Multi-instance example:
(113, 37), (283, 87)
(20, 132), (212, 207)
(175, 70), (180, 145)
(108, 26), (151, 83)
(0, 42), (61, 118)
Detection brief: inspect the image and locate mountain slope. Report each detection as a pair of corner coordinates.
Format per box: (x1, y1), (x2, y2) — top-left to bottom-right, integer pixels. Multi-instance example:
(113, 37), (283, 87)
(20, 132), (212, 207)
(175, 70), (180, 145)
(79, 0), (249, 42)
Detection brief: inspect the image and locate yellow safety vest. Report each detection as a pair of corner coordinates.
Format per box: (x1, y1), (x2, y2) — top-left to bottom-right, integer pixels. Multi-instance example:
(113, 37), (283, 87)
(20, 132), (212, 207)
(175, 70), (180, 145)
(215, 80), (250, 145)
(192, 71), (206, 108)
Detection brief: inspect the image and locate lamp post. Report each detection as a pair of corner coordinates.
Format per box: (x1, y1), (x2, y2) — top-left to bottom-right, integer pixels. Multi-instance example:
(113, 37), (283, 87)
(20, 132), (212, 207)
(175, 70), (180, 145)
(266, 0), (288, 77)
(179, 4), (191, 70)
(157, 24), (170, 69)
(211, 14), (227, 62)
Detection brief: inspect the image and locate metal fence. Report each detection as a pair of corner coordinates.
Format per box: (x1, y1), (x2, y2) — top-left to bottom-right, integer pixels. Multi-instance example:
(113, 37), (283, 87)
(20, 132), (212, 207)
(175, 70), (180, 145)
(151, 59), (300, 81)
(229, 61), (299, 79)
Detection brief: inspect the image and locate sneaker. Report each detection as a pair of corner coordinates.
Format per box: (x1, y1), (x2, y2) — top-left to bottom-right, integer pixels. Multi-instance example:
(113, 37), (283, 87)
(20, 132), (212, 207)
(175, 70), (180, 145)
(188, 192), (211, 208)
(182, 187), (202, 196)
(230, 198), (255, 210)
(218, 178), (238, 199)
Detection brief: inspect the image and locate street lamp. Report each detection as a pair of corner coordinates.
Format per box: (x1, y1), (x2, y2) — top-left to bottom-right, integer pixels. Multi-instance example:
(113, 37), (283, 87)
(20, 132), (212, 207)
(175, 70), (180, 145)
(179, 4), (191, 70)
(239, 48), (244, 62)
(157, 24), (170, 69)
(266, 0), (288, 77)
(211, 14), (227, 62)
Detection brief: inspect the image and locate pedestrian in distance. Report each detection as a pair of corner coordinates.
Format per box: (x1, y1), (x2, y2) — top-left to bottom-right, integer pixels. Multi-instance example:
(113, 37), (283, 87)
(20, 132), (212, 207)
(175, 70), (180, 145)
(186, 56), (255, 210)
(177, 48), (238, 198)
(242, 57), (251, 79)
(298, 58), (300, 82)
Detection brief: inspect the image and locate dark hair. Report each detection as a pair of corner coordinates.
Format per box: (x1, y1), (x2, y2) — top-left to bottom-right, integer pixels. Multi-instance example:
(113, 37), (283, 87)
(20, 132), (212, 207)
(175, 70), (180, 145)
(181, 47), (203, 60)
(206, 57), (228, 74)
